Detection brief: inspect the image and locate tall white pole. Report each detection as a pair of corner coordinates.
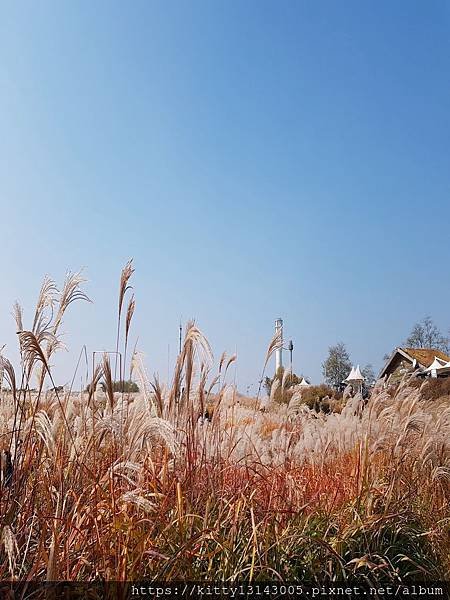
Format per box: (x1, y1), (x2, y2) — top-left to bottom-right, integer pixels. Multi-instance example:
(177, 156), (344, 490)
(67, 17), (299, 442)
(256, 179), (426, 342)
(275, 318), (283, 373)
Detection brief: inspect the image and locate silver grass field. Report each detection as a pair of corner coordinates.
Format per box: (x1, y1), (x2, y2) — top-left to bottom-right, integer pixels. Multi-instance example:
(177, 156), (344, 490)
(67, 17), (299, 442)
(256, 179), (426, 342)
(0, 262), (448, 582)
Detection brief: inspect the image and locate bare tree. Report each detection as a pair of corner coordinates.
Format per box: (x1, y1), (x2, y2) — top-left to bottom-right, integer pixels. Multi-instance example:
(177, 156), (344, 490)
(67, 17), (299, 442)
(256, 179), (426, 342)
(405, 316), (449, 353)
(361, 363), (375, 384)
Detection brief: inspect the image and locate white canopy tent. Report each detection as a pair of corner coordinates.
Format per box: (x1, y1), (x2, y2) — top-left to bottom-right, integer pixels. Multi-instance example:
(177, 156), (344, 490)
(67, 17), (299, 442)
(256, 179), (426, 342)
(425, 356), (450, 378)
(343, 365), (365, 392)
(343, 365), (364, 384)
(343, 367), (356, 382)
(352, 365), (364, 381)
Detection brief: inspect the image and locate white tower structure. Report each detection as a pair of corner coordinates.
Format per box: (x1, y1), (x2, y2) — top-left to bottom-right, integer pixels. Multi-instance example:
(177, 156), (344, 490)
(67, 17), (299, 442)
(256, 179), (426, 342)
(275, 318), (283, 373)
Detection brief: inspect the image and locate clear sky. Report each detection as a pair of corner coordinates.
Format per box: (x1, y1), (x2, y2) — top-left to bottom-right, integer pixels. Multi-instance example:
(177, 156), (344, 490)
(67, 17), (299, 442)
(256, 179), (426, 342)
(1, 1), (449, 390)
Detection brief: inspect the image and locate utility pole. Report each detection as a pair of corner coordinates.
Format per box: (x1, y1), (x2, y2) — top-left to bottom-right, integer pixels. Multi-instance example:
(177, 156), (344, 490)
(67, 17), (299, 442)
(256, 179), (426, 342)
(288, 339), (294, 375)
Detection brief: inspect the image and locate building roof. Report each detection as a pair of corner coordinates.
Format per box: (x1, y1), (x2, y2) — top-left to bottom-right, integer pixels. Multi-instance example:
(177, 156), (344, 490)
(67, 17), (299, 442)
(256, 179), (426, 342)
(402, 347), (450, 368)
(379, 347), (450, 378)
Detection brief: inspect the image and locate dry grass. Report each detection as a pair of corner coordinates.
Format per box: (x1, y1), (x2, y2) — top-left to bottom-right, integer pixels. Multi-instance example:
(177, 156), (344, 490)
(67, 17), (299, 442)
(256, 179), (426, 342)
(419, 377), (450, 402)
(0, 265), (448, 583)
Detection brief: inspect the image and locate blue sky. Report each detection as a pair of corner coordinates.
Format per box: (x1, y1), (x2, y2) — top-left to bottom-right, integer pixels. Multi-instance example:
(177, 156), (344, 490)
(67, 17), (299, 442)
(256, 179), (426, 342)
(1, 1), (449, 390)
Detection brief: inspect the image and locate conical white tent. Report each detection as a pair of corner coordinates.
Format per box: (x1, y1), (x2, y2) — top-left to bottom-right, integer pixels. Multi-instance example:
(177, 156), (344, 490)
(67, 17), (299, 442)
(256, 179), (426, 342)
(425, 356), (448, 371)
(299, 378), (310, 387)
(353, 365), (364, 381)
(343, 367), (356, 384)
(343, 365), (365, 392)
(425, 356), (450, 377)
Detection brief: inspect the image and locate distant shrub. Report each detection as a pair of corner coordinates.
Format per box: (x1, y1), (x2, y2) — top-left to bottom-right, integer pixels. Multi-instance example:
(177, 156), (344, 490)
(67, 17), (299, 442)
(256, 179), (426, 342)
(264, 367), (304, 404)
(419, 377), (450, 401)
(85, 380), (139, 393)
(300, 384), (343, 414)
(112, 380), (139, 393)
